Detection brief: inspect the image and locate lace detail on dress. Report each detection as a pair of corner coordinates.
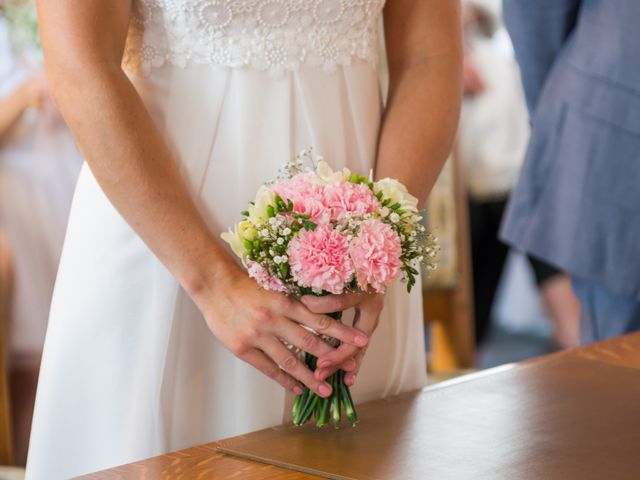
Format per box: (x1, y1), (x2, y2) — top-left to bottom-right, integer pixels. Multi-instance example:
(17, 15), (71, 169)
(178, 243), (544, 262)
(124, 0), (386, 77)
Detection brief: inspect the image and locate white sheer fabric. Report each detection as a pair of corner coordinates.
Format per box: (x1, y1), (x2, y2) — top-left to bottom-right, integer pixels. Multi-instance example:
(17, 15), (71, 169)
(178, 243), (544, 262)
(27, 2), (427, 479)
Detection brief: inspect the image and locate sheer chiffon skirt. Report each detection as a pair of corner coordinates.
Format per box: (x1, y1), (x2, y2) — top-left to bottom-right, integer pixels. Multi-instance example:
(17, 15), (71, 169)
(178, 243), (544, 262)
(26, 62), (427, 479)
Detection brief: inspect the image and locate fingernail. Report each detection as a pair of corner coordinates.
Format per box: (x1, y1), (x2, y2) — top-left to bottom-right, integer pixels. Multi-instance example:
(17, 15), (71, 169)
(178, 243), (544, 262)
(293, 385), (304, 395)
(318, 384), (332, 397)
(355, 335), (368, 346)
(318, 359), (331, 368)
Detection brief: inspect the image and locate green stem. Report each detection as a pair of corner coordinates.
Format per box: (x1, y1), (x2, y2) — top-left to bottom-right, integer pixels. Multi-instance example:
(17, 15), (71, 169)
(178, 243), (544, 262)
(316, 395), (331, 427)
(299, 394), (319, 425)
(291, 310), (352, 427)
(332, 371), (342, 428)
(339, 372), (359, 426)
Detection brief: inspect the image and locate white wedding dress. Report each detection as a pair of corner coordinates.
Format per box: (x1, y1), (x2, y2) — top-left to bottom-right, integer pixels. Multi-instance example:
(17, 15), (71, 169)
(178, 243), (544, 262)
(27, 1), (427, 478)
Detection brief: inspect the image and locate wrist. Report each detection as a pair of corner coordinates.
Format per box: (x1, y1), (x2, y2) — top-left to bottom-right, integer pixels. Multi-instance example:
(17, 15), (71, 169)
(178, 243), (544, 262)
(181, 246), (242, 308)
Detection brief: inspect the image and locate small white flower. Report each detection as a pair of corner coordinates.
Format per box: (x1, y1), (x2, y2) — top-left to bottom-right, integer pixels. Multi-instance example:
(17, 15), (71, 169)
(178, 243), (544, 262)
(260, 228), (269, 237)
(390, 212), (400, 223)
(380, 207), (390, 217)
(283, 227), (292, 235)
(274, 256), (282, 264)
(280, 255), (288, 262)
(276, 237), (285, 245)
(269, 217), (277, 225)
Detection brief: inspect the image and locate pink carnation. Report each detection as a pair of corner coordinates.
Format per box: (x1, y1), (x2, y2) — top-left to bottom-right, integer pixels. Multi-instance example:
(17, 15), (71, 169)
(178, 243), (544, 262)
(324, 182), (379, 220)
(287, 224), (354, 294)
(350, 220), (402, 293)
(247, 261), (289, 293)
(272, 174), (329, 223)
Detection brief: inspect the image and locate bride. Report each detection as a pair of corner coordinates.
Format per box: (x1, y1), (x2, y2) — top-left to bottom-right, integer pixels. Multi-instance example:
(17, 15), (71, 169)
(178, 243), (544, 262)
(27, 1), (461, 478)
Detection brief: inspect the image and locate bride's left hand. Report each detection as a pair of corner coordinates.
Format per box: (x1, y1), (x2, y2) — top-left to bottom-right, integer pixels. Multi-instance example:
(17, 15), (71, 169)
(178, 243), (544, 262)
(300, 292), (385, 386)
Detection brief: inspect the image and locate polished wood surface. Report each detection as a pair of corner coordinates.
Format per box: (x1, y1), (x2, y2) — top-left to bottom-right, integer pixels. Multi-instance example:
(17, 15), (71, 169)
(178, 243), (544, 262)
(79, 333), (640, 480)
(77, 443), (317, 480)
(0, 232), (14, 465)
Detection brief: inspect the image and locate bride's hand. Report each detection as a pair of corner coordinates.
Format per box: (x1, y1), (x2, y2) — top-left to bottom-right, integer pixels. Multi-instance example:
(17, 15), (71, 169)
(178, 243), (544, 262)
(301, 292), (385, 387)
(197, 264), (370, 398)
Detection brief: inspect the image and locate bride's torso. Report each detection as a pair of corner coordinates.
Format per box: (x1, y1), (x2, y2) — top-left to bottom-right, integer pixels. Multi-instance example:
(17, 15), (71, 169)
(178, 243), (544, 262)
(124, 0), (386, 77)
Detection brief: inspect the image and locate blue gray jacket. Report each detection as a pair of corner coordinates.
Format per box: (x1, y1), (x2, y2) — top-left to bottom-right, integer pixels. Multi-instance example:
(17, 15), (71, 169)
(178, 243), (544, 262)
(500, 0), (640, 299)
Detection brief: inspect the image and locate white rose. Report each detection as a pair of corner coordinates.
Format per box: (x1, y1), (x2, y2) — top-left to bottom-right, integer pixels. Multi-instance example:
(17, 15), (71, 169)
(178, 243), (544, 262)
(315, 160), (351, 184)
(248, 185), (276, 224)
(374, 178), (419, 215)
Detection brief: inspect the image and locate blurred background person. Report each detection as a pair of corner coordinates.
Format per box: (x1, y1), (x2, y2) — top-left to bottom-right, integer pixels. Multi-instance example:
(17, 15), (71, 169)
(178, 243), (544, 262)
(501, 0), (640, 344)
(458, 0), (580, 352)
(0, 0), (81, 465)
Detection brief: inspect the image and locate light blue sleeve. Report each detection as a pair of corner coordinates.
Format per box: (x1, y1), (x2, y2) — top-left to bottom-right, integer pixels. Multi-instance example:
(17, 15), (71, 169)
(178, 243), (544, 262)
(503, 0), (582, 114)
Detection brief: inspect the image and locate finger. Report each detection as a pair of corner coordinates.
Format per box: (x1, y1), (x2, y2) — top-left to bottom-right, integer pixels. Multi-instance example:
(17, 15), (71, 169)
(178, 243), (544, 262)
(260, 337), (333, 398)
(287, 299), (368, 348)
(315, 344), (359, 380)
(241, 348), (304, 395)
(344, 349), (367, 386)
(315, 356), (356, 381)
(316, 302), (380, 369)
(300, 293), (364, 314)
(278, 321), (336, 359)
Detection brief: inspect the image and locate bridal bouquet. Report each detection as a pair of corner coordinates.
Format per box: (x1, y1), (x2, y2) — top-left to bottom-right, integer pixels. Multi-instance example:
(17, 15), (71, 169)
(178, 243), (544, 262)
(222, 149), (437, 427)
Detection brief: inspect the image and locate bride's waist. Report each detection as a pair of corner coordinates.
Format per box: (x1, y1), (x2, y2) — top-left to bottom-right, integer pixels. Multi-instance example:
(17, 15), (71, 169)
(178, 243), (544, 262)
(123, 40), (381, 80)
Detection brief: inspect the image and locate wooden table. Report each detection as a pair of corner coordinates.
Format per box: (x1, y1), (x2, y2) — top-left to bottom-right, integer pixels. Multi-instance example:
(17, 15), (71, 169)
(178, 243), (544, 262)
(78, 333), (640, 480)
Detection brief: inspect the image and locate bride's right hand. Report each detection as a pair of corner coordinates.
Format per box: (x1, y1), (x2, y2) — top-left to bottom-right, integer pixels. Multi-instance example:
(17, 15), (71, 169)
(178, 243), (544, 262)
(194, 263), (369, 398)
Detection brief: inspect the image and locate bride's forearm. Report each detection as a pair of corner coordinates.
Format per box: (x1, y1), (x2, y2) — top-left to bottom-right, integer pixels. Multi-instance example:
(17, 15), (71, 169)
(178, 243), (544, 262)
(375, 55), (462, 205)
(376, 0), (462, 206)
(44, 56), (237, 302)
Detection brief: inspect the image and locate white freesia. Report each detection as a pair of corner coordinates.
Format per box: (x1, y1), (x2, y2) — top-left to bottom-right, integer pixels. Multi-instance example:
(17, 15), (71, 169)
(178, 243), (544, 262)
(221, 225), (246, 263)
(374, 178), (419, 215)
(248, 185), (276, 224)
(315, 160), (351, 184)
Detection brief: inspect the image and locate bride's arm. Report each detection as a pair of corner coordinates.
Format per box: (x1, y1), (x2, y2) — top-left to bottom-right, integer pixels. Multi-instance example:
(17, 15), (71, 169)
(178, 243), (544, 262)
(308, 0), (462, 383)
(376, 0), (463, 203)
(37, 0), (368, 398)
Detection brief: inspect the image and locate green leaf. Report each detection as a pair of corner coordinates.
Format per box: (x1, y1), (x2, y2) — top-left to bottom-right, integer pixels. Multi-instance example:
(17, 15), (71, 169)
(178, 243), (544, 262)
(240, 210), (249, 217)
(302, 221), (317, 231)
(279, 263), (289, 278)
(274, 194), (286, 211)
(266, 205), (275, 218)
(375, 190), (384, 200)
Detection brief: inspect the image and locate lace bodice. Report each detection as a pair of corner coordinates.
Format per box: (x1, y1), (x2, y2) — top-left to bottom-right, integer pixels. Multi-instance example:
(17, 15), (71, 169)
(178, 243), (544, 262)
(124, 0), (386, 77)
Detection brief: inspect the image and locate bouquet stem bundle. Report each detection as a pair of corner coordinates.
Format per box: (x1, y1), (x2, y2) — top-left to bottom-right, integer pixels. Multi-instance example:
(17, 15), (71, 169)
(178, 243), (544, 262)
(292, 312), (358, 427)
